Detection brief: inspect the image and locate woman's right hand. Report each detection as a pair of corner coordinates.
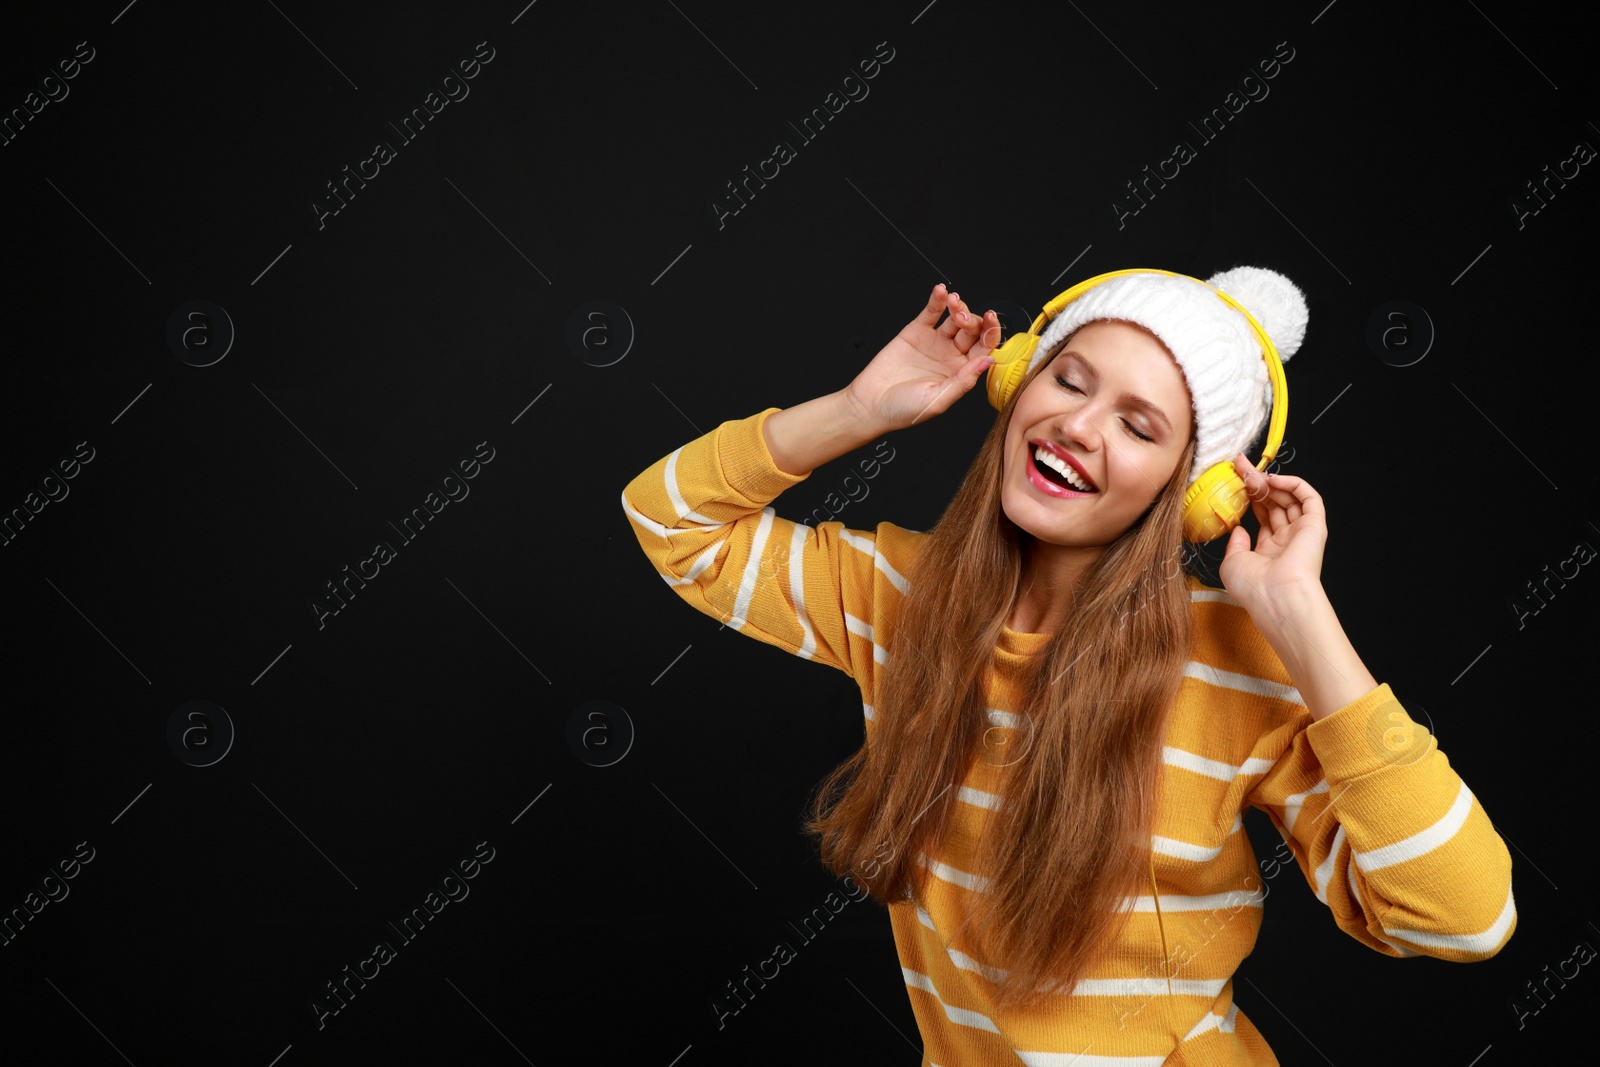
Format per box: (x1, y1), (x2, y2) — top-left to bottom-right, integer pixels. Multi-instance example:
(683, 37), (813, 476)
(844, 284), (1004, 431)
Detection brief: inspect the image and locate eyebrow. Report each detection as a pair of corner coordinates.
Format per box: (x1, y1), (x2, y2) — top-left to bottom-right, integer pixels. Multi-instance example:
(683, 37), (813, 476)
(1054, 350), (1175, 433)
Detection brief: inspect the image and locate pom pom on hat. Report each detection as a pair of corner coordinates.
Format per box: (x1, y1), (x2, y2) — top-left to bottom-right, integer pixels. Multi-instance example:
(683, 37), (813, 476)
(1206, 266), (1309, 362)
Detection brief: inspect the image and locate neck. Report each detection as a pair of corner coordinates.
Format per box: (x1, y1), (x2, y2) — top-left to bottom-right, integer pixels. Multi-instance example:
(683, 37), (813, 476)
(1006, 540), (1104, 635)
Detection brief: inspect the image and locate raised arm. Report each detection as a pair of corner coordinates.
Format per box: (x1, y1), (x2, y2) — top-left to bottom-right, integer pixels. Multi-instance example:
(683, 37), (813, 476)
(1223, 455), (1514, 960)
(764, 282), (1004, 472)
(621, 284), (1002, 680)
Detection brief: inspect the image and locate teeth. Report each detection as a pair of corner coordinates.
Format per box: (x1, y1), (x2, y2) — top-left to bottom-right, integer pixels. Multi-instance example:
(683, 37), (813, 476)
(1034, 446), (1093, 491)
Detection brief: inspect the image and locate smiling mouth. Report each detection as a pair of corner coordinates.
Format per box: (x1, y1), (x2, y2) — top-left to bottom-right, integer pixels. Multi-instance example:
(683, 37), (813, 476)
(1029, 445), (1097, 493)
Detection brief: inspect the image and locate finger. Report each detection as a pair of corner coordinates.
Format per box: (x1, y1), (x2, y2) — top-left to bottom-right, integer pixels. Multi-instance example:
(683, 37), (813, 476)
(947, 295), (972, 329)
(1263, 498), (1291, 538)
(1233, 454), (1271, 503)
(1267, 471), (1321, 505)
(944, 294), (980, 333)
(1246, 487), (1276, 536)
(1236, 458), (1302, 514)
(937, 291), (965, 337)
(1267, 473), (1318, 527)
(947, 300), (972, 334)
(917, 283), (952, 329)
(1260, 483), (1307, 512)
(1249, 484), (1299, 537)
(1262, 473), (1323, 523)
(1233, 458), (1282, 535)
(965, 349), (994, 391)
(1247, 481), (1297, 515)
(971, 311), (1002, 354)
(1263, 474), (1322, 535)
(951, 309), (993, 355)
(972, 308), (1004, 352)
(951, 315), (974, 353)
(1221, 521), (1253, 565)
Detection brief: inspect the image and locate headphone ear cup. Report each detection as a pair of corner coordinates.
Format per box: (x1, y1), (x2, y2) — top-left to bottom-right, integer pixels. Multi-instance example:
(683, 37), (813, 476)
(986, 333), (1040, 411)
(1181, 462), (1250, 543)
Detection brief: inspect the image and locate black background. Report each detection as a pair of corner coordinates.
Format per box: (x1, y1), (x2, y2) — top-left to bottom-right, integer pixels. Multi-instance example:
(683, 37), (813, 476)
(1, 2), (1595, 1064)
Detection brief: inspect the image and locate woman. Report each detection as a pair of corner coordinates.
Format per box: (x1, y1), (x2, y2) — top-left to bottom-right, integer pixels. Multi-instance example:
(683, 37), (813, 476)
(621, 267), (1514, 1065)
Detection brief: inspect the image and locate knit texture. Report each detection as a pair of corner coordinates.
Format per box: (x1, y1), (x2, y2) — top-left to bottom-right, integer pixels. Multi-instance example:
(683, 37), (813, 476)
(623, 408), (1516, 1066)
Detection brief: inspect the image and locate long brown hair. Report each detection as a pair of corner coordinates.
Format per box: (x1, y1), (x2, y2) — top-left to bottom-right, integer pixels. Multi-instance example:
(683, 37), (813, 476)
(806, 337), (1200, 1011)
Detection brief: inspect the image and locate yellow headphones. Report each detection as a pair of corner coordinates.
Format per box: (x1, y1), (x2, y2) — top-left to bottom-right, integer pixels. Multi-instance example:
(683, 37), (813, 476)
(985, 268), (1288, 544)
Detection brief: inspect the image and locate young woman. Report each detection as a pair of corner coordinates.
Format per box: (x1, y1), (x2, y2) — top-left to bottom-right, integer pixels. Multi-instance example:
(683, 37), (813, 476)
(622, 267), (1515, 1065)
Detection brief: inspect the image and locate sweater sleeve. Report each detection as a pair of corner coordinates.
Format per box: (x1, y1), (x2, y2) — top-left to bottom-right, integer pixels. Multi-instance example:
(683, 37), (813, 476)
(620, 406), (905, 684)
(1246, 683), (1517, 961)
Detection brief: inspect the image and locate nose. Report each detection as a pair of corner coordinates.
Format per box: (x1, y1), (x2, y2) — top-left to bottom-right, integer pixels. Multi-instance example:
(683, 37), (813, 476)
(1054, 395), (1106, 453)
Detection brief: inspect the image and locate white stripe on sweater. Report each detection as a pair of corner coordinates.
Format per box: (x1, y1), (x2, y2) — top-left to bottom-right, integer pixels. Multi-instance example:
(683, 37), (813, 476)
(1346, 861), (1420, 956)
(1017, 1048), (1167, 1066)
(1116, 887), (1264, 913)
(731, 507), (778, 630)
(959, 786), (1002, 811)
(1075, 976), (1229, 999)
(1063, 976), (1231, 1001)
(621, 491), (673, 540)
(784, 523), (819, 660)
(946, 945), (1010, 984)
(652, 539), (727, 588)
(1182, 660), (1302, 704)
(622, 489), (722, 542)
(918, 853), (991, 893)
(664, 448), (725, 527)
(914, 904), (1229, 999)
(1353, 781), (1475, 873)
(953, 951), (1229, 1000)
(1163, 746), (1277, 782)
(1151, 815), (1242, 862)
(1281, 779), (1331, 834)
(845, 613), (889, 664)
(684, 540), (724, 582)
(841, 529), (909, 595)
(1312, 824), (1346, 903)
(1181, 1002), (1240, 1043)
(1381, 884), (1517, 955)
(901, 967), (1002, 1034)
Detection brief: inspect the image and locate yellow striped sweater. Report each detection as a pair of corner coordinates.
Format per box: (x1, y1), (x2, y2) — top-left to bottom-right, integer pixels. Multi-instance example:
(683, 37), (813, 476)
(622, 407), (1516, 1066)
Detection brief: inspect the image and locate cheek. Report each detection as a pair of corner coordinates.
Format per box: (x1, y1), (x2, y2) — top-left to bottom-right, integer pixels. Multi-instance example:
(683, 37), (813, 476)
(1117, 452), (1170, 502)
(1145, 452), (1185, 498)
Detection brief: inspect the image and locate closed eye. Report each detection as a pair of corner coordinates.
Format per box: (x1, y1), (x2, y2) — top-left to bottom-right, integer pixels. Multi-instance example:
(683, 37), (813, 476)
(1055, 376), (1155, 442)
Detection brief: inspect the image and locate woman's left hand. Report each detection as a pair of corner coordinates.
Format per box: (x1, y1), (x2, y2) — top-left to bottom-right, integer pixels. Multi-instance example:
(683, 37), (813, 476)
(1218, 453), (1327, 618)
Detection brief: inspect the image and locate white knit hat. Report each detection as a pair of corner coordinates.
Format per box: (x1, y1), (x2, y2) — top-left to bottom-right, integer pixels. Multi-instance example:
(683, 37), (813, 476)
(1026, 267), (1308, 486)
